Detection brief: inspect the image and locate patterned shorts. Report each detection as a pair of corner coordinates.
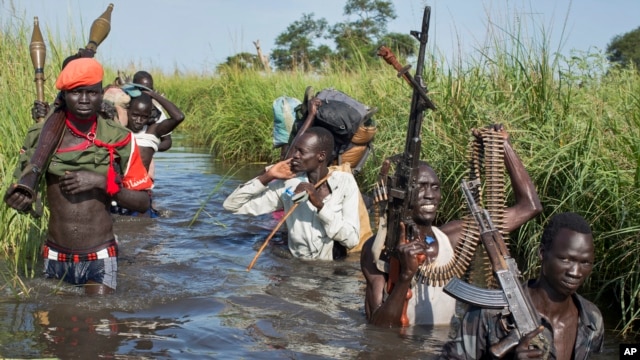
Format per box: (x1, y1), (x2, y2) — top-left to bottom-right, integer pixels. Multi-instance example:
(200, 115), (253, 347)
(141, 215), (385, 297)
(43, 240), (118, 290)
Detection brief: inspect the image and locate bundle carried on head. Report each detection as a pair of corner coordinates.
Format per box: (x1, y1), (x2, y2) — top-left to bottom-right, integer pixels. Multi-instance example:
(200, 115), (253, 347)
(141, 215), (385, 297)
(292, 87), (378, 174)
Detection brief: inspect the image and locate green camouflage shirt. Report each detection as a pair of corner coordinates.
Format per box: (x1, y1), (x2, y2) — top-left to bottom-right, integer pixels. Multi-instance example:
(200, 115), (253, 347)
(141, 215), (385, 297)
(439, 281), (603, 359)
(13, 115), (152, 191)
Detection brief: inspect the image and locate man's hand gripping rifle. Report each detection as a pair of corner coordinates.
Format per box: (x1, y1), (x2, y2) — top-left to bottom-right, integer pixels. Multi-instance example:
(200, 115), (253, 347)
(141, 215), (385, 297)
(443, 179), (549, 358)
(373, 6), (436, 327)
(376, 5), (436, 262)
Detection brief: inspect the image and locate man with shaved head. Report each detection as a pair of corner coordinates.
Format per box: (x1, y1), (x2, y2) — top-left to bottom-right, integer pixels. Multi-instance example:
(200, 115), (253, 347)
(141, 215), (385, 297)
(224, 126), (361, 260)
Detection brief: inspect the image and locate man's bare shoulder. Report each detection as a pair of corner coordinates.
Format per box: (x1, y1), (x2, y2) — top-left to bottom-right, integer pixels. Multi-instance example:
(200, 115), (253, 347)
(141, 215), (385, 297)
(360, 236), (386, 278)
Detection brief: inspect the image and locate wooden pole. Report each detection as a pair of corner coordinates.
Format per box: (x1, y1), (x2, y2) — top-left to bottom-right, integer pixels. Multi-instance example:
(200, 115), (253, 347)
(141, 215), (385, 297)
(246, 172), (332, 271)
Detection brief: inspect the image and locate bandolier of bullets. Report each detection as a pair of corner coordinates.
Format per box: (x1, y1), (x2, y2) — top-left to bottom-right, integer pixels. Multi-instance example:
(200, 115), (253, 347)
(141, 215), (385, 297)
(373, 181), (385, 230)
(468, 127), (508, 288)
(370, 127), (507, 287)
(478, 129), (509, 288)
(414, 127), (507, 287)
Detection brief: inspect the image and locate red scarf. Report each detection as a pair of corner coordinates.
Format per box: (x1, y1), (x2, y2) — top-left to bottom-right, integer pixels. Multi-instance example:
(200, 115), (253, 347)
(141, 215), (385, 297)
(65, 117), (131, 195)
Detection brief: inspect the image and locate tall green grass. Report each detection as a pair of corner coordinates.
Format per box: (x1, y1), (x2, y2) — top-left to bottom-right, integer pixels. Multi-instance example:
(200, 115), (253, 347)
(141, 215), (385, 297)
(0, 10), (50, 287)
(2, 3), (640, 336)
(170, 24), (640, 336)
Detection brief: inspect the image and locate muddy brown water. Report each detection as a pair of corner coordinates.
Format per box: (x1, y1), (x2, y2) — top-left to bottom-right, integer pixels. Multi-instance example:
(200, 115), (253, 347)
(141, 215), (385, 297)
(0, 147), (632, 359)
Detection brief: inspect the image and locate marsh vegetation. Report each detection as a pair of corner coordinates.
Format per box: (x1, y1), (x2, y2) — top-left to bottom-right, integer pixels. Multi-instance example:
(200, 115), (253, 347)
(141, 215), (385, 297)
(2, 8), (639, 337)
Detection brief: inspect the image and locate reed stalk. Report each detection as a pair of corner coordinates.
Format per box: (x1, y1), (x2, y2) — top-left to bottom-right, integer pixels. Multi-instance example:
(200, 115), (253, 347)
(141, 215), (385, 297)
(2, 2), (640, 336)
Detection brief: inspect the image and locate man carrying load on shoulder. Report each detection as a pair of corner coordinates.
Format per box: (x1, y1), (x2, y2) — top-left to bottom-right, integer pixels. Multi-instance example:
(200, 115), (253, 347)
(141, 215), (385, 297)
(124, 90), (185, 174)
(4, 57), (153, 295)
(223, 125), (362, 260)
(111, 89), (184, 218)
(102, 70), (184, 218)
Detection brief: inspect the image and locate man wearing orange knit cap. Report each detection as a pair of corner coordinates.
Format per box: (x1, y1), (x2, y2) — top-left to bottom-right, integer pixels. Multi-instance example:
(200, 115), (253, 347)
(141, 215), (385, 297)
(5, 57), (153, 295)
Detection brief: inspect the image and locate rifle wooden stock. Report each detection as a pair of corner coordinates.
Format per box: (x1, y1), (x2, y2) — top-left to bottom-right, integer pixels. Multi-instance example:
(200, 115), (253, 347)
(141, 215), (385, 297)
(377, 46), (436, 111)
(30, 17), (46, 122)
(386, 231), (411, 327)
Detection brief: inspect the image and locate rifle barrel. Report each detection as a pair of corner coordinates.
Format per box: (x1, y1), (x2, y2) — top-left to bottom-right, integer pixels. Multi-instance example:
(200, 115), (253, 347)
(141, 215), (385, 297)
(381, 5), (437, 254)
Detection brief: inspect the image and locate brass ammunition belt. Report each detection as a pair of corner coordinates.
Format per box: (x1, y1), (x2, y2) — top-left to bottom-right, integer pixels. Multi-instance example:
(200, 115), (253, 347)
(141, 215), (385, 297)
(415, 127), (507, 287)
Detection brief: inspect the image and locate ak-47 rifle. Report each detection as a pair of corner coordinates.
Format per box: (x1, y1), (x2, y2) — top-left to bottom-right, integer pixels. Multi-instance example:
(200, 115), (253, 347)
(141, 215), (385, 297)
(443, 179), (549, 358)
(3, 4), (114, 215)
(375, 6), (436, 327)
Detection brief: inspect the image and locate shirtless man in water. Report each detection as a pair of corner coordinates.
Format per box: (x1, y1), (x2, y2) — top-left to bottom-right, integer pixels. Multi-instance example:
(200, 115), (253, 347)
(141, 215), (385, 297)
(4, 57), (153, 295)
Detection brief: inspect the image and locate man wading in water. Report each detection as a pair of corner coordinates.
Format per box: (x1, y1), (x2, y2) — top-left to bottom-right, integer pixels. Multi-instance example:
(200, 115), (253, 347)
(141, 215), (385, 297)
(4, 57), (153, 295)
(361, 126), (542, 326)
(439, 212), (604, 359)
(223, 126), (361, 260)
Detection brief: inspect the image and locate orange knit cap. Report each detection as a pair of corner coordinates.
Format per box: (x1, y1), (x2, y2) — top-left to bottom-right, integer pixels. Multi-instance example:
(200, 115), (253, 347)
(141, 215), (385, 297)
(55, 58), (104, 91)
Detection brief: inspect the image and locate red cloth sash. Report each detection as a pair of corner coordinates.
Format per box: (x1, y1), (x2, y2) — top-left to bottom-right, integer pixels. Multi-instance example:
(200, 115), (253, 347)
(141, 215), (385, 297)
(65, 117), (131, 195)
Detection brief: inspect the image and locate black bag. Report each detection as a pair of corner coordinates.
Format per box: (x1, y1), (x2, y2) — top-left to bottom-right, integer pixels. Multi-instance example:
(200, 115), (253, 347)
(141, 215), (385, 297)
(308, 88), (375, 150)
(314, 100), (362, 147)
(290, 88), (377, 167)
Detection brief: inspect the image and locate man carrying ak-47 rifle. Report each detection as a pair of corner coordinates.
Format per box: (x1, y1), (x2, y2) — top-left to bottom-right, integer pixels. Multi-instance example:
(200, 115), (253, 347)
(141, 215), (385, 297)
(360, 5), (542, 328)
(439, 211), (604, 359)
(361, 126), (543, 327)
